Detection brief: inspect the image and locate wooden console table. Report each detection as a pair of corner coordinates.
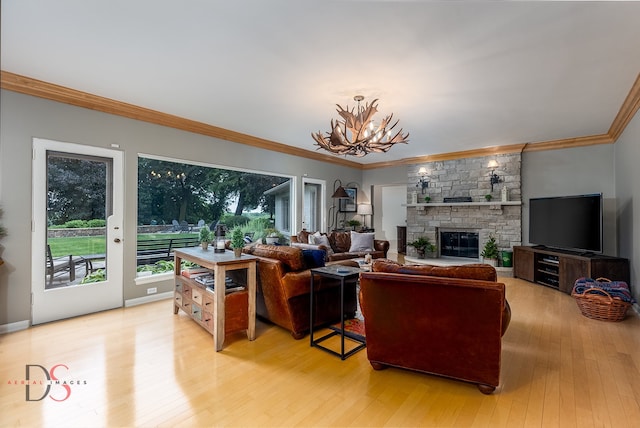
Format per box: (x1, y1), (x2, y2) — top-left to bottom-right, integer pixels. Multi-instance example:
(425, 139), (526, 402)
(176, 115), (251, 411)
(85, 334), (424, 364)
(173, 247), (257, 351)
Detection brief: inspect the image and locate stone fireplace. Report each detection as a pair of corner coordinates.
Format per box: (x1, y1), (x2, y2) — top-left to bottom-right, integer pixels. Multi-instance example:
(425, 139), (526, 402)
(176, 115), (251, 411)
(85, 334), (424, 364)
(406, 153), (522, 260)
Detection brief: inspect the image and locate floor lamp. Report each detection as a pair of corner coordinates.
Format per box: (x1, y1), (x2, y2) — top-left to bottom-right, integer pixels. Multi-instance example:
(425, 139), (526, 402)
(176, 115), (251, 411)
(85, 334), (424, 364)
(329, 179), (349, 231)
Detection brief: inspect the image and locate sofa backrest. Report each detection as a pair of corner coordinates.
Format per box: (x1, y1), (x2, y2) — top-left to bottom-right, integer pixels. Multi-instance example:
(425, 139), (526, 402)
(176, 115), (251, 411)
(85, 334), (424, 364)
(245, 244), (306, 271)
(372, 258), (497, 282)
(327, 232), (349, 253)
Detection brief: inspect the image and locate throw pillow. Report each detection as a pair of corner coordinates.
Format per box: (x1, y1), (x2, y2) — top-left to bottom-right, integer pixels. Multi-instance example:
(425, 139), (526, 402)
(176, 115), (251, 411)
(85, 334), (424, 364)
(310, 231), (322, 244)
(311, 234), (333, 253)
(302, 249), (326, 269)
(349, 231), (375, 252)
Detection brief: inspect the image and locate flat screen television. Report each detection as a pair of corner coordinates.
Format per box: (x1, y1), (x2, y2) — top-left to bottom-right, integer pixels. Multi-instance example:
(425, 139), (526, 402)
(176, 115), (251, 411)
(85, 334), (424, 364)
(529, 194), (603, 253)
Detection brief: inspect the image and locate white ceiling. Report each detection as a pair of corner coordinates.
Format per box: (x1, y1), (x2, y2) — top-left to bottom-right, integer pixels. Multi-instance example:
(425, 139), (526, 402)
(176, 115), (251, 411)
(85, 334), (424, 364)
(2, 1), (640, 165)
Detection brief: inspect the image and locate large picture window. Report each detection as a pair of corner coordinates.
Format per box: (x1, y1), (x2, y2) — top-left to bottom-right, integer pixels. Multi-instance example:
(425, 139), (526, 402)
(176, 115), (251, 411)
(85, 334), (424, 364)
(136, 155), (292, 275)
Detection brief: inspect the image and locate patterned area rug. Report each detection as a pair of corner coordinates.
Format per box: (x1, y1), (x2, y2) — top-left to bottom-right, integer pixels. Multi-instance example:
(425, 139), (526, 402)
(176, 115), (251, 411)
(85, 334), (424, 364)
(329, 318), (366, 341)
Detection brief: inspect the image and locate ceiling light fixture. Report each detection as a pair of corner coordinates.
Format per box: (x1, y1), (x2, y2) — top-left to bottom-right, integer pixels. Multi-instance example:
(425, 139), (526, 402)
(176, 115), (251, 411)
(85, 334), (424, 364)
(312, 95), (409, 157)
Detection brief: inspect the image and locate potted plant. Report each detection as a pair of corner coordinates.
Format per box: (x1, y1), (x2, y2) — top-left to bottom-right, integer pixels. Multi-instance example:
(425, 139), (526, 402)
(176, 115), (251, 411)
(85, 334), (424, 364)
(264, 228), (281, 245)
(199, 226), (211, 250)
(347, 219), (361, 231)
(484, 194), (493, 202)
(481, 234), (499, 266)
(424, 196), (431, 203)
(231, 228), (245, 257)
(408, 236), (435, 259)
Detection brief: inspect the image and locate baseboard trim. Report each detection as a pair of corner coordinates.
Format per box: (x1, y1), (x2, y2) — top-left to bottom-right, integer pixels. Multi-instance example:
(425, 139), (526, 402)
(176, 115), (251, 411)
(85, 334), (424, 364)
(124, 291), (173, 307)
(0, 320), (31, 335)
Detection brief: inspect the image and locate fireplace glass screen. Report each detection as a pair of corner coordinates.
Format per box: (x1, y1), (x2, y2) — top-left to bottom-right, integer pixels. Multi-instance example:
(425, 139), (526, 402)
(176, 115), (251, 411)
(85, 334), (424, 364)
(440, 231), (479, 259)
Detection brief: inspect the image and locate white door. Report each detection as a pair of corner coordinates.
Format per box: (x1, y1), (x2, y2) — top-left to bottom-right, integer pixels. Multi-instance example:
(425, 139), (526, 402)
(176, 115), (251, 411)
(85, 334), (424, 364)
(302, 179), (325, 232)
(31, 138), (124, 325)
(380, 185), (407, 255)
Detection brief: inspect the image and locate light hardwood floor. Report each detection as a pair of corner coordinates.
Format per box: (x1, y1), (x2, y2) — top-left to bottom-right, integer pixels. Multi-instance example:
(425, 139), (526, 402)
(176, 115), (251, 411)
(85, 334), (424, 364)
(1, 276), (639, 427)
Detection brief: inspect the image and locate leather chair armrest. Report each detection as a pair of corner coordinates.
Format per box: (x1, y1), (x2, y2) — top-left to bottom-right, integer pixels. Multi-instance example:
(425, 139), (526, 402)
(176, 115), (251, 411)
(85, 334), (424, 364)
(373, 240), (390, 256)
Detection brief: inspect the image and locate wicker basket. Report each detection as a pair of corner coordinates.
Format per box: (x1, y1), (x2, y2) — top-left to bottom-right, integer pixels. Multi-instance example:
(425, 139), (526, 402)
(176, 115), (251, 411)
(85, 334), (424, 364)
(571, 279), (631, 322)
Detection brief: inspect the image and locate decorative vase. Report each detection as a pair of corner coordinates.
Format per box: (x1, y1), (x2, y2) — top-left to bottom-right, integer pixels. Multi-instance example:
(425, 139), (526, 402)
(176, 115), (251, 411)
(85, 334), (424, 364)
(201, 242), (208, 250)
(233, 248), (242, 257)
(417, 249), (425, 259)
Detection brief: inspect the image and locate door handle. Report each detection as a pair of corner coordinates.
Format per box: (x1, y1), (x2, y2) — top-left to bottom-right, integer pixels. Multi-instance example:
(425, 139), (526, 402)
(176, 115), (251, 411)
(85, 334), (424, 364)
(114, 238), (121, 243)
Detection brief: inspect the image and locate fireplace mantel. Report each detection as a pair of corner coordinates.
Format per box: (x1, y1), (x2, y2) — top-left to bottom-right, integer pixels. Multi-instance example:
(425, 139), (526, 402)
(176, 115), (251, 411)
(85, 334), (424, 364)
(405, 201), (521, 208)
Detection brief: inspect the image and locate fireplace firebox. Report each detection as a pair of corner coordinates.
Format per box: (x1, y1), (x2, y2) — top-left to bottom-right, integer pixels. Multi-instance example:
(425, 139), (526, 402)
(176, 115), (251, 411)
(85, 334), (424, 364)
(440, 230), (479, 259)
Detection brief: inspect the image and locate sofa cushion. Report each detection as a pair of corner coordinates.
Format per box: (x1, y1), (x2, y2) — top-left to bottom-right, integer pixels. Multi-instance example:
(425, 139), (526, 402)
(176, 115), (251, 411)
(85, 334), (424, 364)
(297, 230), (313, 245)
(372, 259), (497, 282)
(247, 244), (306, 271)
(329, 232), (351, 253)
(301, 249), (326, 269)
(349, 231), (375, 252)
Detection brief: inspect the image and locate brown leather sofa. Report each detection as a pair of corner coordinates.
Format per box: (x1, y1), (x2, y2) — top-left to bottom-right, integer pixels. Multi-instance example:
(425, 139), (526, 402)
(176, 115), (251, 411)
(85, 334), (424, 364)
(242, 244), (357, 339)
(359, 259), (511, 394)
(290, 230), (389, 261)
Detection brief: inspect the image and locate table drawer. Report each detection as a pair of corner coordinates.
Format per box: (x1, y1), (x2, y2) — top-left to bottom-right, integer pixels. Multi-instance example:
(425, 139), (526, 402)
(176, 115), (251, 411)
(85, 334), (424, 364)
(191, 288), (203, 305)
(182, 284), (192, 299)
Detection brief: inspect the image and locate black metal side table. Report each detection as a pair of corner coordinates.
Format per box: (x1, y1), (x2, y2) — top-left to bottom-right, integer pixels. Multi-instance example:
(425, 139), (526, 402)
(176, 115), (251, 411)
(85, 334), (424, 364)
(309, 265), (365, 360)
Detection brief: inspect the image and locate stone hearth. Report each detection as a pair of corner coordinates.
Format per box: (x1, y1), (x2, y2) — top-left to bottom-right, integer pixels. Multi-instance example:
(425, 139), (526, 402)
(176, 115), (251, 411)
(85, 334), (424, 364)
(406, 153), (522, 260)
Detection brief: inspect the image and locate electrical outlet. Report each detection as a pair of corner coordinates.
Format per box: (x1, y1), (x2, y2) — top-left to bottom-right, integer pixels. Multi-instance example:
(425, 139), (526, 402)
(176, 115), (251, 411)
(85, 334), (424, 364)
(147, 287), (157, 295)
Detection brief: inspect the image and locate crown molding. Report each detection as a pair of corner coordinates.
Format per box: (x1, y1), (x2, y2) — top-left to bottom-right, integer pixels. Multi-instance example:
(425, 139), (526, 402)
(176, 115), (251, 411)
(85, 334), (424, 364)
(362, 143), (528, 170)
(608, 72), (640, 142)
(0, 71), (362, 169)
(2, 70), (638, 170)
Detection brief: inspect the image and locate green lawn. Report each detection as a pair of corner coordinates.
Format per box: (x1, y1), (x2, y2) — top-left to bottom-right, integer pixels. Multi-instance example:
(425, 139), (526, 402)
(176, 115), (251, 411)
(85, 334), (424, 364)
(48, 233), (198, 257)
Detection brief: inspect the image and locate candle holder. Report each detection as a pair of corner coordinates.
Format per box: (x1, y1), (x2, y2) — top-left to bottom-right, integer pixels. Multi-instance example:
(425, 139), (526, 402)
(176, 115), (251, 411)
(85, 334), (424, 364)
(214, 224), (227, 253)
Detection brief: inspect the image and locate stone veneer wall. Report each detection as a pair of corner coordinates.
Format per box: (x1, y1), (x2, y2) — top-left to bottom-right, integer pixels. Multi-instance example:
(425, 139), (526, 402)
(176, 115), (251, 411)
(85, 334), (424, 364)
(406, 153), (522, 259)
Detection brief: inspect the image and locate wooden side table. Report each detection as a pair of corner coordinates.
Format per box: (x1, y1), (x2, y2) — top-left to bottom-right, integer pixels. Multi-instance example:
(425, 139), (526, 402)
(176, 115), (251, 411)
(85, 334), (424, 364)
(174, 247), (257, 351)
(309, 265), (365, 360)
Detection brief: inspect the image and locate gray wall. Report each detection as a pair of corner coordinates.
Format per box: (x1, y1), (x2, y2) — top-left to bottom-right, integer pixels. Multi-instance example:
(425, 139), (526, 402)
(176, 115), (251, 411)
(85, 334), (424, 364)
(614, 109), (640, 304)
(1, 88), (638, 326)
(0, 90), (361, 326)
(521, 144), (617, 255)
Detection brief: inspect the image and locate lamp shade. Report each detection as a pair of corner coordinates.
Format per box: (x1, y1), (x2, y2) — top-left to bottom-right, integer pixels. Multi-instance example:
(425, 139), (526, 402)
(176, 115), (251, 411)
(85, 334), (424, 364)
(332, 186), (350, 198)
(357, 204), (373, 215)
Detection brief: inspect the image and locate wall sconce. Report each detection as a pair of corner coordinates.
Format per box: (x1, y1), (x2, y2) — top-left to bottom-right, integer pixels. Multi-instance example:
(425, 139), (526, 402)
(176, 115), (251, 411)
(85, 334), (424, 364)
(416, 167), (429, 194)
(488, 160), (503, 192)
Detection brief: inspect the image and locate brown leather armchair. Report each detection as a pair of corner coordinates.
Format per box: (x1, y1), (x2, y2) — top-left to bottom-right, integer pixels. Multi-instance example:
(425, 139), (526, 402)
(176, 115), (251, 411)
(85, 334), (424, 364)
(359, 260), (510, 394)
(243, 244), (357, 339)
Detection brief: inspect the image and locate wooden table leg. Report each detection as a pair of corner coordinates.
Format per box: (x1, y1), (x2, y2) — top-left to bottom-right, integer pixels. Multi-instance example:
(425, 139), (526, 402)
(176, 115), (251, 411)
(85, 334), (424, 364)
(213, 264), (226, 351)
(247, 261), (256, 341)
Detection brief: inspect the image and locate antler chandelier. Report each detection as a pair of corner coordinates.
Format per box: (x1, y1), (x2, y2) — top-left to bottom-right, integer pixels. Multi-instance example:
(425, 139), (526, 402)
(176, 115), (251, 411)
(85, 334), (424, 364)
(312, 95), (409, 157)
